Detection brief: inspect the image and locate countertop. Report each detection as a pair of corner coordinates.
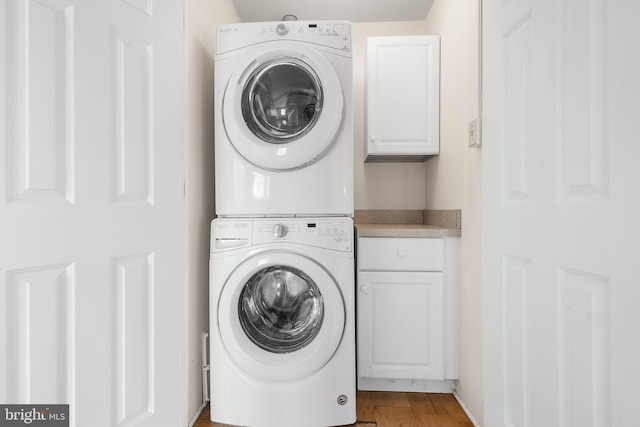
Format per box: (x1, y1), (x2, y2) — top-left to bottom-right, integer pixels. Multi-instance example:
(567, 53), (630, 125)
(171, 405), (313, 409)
(355, 223), (461, 238)
(354, 209), (462, 238)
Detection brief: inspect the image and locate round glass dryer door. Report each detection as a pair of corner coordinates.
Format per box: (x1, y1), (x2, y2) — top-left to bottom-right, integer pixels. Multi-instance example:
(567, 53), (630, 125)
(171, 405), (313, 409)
(223, 46), (344, 170)
(239, 265), (323, 353)
(242, 59), (322, 145)
(217, 251), (346, 382)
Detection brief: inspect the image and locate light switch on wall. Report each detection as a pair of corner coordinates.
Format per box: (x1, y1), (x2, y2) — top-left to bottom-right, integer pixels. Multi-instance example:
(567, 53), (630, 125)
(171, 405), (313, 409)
(468, 118), (481, 147)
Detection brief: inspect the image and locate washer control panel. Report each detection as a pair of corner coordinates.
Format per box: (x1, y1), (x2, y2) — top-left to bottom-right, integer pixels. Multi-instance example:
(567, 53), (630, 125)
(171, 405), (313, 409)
(217, 21), (351, 55)
(255, 218), (352, 251)
(211, 217), (353, 253)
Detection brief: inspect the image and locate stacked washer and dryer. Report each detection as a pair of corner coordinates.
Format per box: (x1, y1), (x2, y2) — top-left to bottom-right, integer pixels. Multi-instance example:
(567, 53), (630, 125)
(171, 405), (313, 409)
(210, 21), (355, 427)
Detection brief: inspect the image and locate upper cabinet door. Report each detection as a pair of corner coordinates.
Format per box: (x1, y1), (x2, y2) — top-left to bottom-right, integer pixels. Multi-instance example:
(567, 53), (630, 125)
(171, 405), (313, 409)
(365, 35), (440, 162)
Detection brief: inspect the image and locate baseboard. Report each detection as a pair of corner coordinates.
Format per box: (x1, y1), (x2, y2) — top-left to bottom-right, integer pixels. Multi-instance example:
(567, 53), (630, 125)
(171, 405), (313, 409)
(358, 377), (455, 393)
(452, 390), (480, 427)
(188, 401), (208, 427)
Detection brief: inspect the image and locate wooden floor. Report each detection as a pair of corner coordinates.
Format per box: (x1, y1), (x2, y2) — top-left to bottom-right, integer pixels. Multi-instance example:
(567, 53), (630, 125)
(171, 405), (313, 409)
(195, 391), (474, 427)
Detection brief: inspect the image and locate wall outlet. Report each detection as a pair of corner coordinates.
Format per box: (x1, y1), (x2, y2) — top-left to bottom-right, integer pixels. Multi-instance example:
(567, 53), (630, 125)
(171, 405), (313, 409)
(468, 118), (481, 147)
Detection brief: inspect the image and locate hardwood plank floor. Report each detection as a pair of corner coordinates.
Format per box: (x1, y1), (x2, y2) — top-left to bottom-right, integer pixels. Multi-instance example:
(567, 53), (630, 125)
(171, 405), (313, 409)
(194, 391), (474, 427)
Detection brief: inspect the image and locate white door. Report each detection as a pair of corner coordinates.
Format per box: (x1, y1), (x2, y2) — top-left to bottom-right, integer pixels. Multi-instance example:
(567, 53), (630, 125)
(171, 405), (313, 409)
(0, 1), (185, 426)
(483, 0), (640, 426)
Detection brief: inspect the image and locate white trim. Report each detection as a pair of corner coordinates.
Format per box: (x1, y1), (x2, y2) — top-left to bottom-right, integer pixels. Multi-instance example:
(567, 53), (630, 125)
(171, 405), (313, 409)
(201, 330), (210, 402)
(358, 378), (455, 393)
(187, 401), (208, 427)
(453, 390), (480, 427)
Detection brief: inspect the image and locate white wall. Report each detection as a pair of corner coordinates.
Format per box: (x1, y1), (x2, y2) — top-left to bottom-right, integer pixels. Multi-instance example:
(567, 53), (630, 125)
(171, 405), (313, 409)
(423, 0), (483, 424)
(185, 0), (240, 422)
(352, 21), (429, 209)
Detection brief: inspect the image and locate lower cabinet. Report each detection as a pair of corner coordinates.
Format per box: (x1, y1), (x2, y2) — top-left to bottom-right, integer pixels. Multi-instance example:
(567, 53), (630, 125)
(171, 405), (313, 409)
(357, 271), (444, 380)
(356, 236), (459, 392)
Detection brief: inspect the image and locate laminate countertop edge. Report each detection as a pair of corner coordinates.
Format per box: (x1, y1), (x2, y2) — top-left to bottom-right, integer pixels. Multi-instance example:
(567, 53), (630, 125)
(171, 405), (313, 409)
(355, 223), (462, 238)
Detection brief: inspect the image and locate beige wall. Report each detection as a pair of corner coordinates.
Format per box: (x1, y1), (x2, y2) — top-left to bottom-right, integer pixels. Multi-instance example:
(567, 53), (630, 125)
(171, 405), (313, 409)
(185, 0), (240, 422)
(423, 0), (483, 424)
(353, 8), (483, 423)
(187, 4), (483, 425)
(353, 9), (484, 423)
(352, 21), (430, 209)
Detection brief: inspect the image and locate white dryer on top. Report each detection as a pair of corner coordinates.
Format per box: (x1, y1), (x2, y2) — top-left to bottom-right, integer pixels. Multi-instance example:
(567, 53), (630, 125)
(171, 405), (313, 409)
(214, 21), (353, 217)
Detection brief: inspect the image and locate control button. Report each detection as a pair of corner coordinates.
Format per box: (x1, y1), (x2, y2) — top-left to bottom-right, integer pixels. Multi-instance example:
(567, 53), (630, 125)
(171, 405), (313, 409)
(273, 223), (288, 238)
(276, 23), (289, 36)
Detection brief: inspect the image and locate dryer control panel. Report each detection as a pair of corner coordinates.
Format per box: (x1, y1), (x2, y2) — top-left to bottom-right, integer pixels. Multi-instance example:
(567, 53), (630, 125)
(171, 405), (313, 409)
(211, 217), (353, 253)
(217, 21), (352, 54)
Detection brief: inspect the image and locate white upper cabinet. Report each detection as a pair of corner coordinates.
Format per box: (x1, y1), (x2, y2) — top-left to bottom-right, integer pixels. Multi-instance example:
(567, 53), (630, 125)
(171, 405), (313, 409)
(365, 35), (440, 162)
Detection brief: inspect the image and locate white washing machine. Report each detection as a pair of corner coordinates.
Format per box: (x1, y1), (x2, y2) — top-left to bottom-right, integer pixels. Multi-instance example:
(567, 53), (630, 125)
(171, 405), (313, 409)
(214, 21), (353, 217)
(209, 217), (355, 427)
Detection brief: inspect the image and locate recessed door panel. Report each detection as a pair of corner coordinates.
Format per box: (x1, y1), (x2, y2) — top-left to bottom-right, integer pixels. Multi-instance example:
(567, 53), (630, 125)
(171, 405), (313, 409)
(5, 263), (74, 404)
(357, 271), (444, 380)
(4, 0), (75, 203)
(112, 31), (154, 205)
(113, 254), (155, 426)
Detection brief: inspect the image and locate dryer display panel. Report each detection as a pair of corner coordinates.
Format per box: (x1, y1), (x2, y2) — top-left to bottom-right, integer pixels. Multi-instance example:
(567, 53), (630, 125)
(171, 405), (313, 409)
(239, 265), (324, 353)
(242, 58), (323, 144)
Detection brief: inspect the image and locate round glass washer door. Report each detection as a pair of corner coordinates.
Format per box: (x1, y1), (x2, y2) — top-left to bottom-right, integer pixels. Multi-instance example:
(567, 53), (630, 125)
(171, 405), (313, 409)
(222, 45), (344, 171)
(217, 251), (346, 382)
(239, 265), (324, 354)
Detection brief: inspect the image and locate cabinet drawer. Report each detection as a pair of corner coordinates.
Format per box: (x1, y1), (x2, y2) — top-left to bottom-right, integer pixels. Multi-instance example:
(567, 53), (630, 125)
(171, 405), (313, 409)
(358, 237), (443, 271)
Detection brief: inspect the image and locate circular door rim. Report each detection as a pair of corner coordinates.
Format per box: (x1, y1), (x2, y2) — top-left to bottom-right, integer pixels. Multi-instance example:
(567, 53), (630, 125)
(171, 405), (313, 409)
(217, 250), (346, 382)
(222, 44), (344, 171)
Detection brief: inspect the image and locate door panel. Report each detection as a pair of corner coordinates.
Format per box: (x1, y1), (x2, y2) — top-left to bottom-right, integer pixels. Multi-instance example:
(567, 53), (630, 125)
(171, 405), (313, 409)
(483, 0), (640, 425)
(113, 32), (154, 204)
(114, 253), (155, 426)
(0, 1), (185, 426)
(5, 0), (75, 203)
(5, 263), (74, 404)
(357, 271), (444, 380)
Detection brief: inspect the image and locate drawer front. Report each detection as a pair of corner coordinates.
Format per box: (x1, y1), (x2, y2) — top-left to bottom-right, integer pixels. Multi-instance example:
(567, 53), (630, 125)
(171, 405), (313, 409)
(358, 237), (443, 271)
